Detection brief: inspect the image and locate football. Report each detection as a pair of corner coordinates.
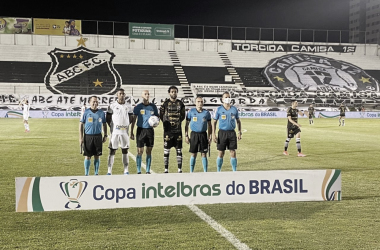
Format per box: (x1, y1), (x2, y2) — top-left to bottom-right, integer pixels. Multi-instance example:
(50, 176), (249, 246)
(148, 116), (160, 128)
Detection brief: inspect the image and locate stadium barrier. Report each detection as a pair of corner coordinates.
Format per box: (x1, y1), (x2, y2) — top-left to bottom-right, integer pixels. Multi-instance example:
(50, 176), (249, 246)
(3, 110), (379, 119)
(16, 170), (341, 212)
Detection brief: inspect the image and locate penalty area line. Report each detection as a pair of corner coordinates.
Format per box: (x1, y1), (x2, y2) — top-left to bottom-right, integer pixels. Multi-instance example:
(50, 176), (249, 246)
(128, 152), (251, 250)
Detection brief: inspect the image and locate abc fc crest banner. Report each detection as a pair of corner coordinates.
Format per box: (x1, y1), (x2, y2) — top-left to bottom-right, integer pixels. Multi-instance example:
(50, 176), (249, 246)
(264, 54), (379, 92)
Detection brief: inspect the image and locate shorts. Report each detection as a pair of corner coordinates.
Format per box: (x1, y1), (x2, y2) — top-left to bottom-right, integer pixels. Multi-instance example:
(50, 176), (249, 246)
(287, 126), (301, 138)
(189, 131), (209, 154)
(136, 127), (154, 148)
(83, 134), (103, 157)
(217, 130), (237, 151)
(340, 113), (345, 117)
(309, 114), (313, 119)
(108, 133), (130, 150)
(164, 132), (183, 149)
(23, 114), (29, 121)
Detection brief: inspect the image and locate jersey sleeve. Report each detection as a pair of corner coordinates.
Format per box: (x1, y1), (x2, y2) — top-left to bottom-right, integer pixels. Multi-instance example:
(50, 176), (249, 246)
(107, 104), (113, 114)
(213, 107), (219, 120)
(235, 107), (240, 119)
(180, 101), (186, 121)
(80, 110), (86, 123)
(133, 105), (139, 116)
(287, 108), (292, 117)
(186, 110), (191, 121)
(153, 104), (159, 117)
(101, 111), (106, 123)
(206, 110), (211, 121)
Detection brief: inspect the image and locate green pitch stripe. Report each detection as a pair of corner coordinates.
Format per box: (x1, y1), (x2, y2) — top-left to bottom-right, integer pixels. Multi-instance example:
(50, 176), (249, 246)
(32, 177), (44, 212)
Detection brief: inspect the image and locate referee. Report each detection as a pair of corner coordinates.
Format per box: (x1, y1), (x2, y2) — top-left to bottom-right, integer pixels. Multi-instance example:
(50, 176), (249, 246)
(212, 92), (242, 172)
(79, 96), (108, 176)
(185, 96), (212, 172)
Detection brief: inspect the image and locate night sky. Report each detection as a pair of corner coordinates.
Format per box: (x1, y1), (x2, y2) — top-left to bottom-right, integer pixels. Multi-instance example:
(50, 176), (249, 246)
(5, 0), (350, 30)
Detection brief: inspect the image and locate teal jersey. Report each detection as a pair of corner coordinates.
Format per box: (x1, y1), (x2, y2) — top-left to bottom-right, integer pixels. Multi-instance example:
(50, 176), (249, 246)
(133, 103), (159, 128)
(80, 109), (106, 135)
(213, 105), (239, 130)
(186, 108), (211, 132)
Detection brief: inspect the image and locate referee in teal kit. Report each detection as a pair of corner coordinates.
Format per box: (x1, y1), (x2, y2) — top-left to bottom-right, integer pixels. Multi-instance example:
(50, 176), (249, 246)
(212, 92), (242, 172)
(185, 96), (212, 172)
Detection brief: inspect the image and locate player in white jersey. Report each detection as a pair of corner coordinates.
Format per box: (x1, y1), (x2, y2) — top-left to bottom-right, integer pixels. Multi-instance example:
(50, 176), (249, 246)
(106, 89), (134, 175)
(19, 99), (30, 132)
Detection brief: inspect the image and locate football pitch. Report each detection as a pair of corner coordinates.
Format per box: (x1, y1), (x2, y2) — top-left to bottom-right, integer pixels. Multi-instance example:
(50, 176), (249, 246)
(1, 118), (379, 249)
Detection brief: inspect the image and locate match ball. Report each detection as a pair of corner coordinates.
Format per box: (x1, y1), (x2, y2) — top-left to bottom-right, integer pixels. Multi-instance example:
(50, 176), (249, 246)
(148, 116), (160, 128)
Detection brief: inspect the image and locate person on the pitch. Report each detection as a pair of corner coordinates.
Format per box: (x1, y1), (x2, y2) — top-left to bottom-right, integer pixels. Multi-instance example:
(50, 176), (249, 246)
(159, 86), (186, 173)
(185, 96), (212, 173)
(283, 100), (306, 157)
(338, 103), (346, 126)
(308, 104), (315, 125)
(212, 92), (242, 172)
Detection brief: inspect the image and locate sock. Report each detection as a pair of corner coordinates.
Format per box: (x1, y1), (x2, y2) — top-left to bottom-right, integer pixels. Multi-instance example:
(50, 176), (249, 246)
(107, 155), (115, 174)
(190, 156), (196, 173)
(311, 119), (314, 124)
(339, 118), (341, 125)
(136, 155), (142, 173)
(84, 159), (91, 176)
(230, 158), (237, 172)
(164, 149), (170, 170)
(122, 154), (129, 174)
(342, 119), (345, 126)
(309, 119), (311, 124)
(176, 148), (183, 169)
(296, 138), (301, 153)
(202, 157), (208, 172)
(146, 155), (152, 173)
(23, 123), (27, 130)
(94, 158), (100, 175)
(26, 124), (29, 131)
(217, 157), (223, 172)
(284, 138), (291, 151)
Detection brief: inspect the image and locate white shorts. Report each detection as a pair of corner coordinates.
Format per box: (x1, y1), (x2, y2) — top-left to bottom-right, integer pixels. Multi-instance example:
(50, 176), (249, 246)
(23, 114), (29, 121)
(108, 133), (130, 149)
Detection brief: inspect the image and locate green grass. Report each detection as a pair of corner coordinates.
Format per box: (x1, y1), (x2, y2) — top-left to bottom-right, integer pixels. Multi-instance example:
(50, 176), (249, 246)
(1, 118), (379, 249)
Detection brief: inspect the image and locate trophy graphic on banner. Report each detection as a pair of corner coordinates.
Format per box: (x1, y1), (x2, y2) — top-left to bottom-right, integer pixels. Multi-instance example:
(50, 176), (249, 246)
(60, 179), (88, 209)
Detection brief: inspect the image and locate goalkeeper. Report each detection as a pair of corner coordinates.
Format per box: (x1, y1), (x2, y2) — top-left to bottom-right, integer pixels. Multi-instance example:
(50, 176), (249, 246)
(130, 90), (159, 174)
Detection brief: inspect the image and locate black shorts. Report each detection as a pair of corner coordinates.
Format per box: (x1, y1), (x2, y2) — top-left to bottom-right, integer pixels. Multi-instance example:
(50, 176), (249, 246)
(136, 127), (154, 148)
(340, 113), (345, 117)
(287, 126), (301, 138)
(83, 134), (103, 157)
(164, 132), (183, 149)
(189, 131), (209, 154)
(217, 130), (237, 151)
(309, 114), (313, 119)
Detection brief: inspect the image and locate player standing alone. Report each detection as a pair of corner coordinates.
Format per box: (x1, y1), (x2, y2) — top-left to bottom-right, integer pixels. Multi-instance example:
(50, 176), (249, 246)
(20, 99), (30, 132)
(338, 103), (346, 126)
(283, 100), (306, 157)
(159, 86), (186, 173)
(308, 104), (315, 125)
(130, 90), (159, 174)
(106, 89), (134, 175)
(212, 92), (242, 172)
(185, 96), (212, 172)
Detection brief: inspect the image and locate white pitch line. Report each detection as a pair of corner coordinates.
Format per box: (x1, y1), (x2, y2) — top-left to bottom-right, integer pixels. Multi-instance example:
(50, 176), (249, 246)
(128, 152), (251, 250)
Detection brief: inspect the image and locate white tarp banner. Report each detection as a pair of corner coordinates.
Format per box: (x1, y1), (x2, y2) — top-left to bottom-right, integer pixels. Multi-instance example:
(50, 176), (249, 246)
(16, 170), (341, 212)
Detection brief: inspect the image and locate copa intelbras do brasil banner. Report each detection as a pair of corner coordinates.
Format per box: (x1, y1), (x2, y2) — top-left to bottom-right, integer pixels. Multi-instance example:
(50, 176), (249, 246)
(129, 22), (174, 40)
(16, 170), (341, 212)
(33, 18), (81, 36)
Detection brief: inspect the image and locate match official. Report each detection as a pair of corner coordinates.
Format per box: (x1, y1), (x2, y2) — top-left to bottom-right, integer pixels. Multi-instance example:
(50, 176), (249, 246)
(212, 92), (242, 172)
(79, 96), (107, 175)
(130, 90), (159, 174)
(185, 96), (212, 172)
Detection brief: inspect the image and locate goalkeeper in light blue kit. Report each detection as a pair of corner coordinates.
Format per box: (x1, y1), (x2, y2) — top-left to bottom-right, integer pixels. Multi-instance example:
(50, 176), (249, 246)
(212, 92), (242, 172)
(185, 96), (212, 172)
(130, 90), (159, 174)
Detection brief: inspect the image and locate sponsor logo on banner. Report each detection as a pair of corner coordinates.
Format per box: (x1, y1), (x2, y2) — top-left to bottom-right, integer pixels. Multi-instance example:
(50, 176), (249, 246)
(321, 169), (341, 201)
(0, 17), (32, 34)
(60, 179), (88, 209)
(232, 43), (356, 53)
(264, 54), (379, 92)
(45, 47), (121, 95)
(33, 18), (81, 36)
